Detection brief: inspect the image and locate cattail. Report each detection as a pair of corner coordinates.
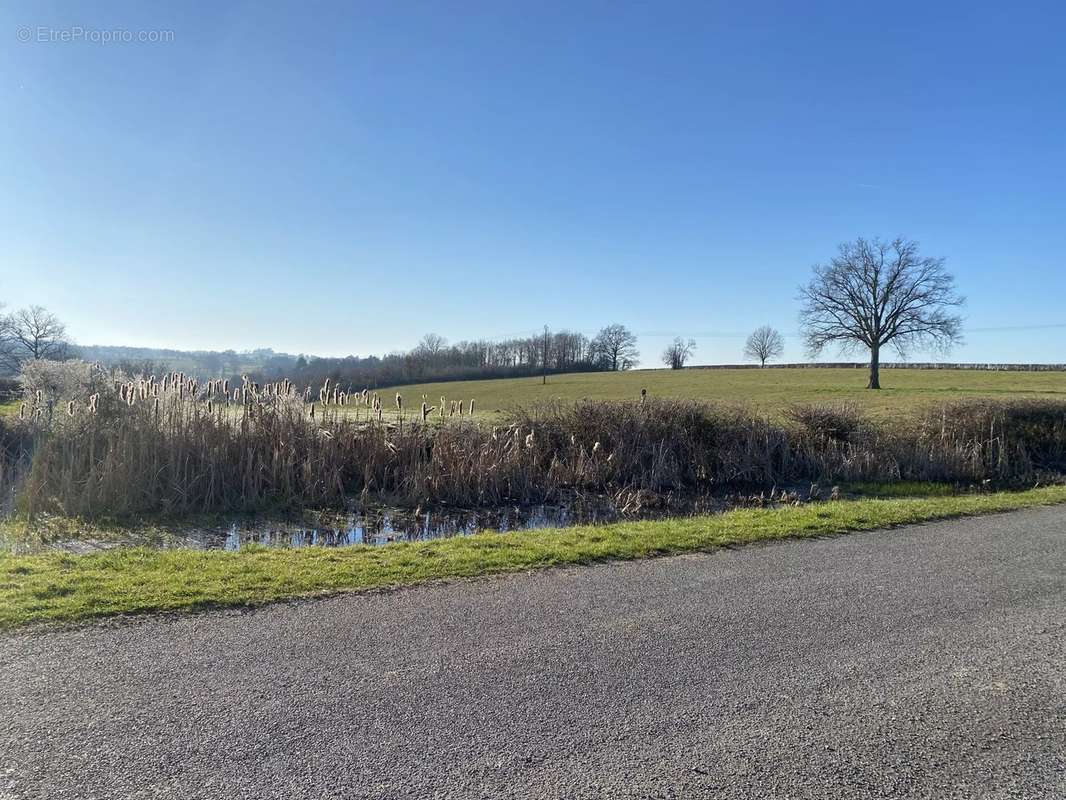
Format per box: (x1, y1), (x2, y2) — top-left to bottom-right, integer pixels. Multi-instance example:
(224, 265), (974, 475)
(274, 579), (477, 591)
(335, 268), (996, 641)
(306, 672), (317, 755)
(457, 400), (464, 416)
(35, 389), (42, 404)
(640, 387), (647, 403)
(308, 403), (315, 419)
(153, 397), (160, 415)
(421, 402), (430, 422)
(66, 400), (75, 417)
(19, 403), (26, 419)
(223, 379), (230, 394)
(395, 393), (403, 411)
(208, 400), (214, 414)
(469, 399), (475, 415)
(525, 430), (535, 448)
(449, 401), (457, 416)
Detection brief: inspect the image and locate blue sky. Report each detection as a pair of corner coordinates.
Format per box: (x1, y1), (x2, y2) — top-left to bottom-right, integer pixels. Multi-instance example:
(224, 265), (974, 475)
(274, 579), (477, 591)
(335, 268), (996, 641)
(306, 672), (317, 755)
(2, 1), (1064, 364)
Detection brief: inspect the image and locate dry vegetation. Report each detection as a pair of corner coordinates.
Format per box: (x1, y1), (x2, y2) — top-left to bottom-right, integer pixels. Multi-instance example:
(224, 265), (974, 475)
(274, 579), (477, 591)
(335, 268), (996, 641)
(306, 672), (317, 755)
(2, 362), (1065, 520)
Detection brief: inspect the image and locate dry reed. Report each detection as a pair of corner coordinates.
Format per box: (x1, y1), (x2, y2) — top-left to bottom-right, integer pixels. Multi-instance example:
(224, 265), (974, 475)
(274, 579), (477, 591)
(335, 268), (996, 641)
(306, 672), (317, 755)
(3, 375), (1064, 519)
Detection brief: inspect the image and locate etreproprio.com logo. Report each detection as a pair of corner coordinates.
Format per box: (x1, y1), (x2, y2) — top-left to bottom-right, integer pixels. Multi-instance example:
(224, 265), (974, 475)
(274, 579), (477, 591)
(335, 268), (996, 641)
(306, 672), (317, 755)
(17, 25), (175, 44)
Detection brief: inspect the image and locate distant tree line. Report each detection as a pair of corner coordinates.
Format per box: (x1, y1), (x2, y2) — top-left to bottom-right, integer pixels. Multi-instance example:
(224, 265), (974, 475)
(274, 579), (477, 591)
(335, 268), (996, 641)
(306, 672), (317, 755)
(260, 325), (640, 389)
(0, 310), (642, 390)
(2, 236), (968, 391)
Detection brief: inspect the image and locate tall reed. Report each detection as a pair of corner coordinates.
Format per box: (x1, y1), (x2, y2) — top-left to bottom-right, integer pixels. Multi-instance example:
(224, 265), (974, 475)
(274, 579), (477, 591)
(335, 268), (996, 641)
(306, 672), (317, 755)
(6, 380), (1065, 518)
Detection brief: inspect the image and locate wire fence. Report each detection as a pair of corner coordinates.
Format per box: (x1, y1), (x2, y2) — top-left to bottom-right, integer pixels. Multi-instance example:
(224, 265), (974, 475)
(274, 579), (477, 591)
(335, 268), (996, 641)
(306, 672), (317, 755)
(686, 362), (1066, 372)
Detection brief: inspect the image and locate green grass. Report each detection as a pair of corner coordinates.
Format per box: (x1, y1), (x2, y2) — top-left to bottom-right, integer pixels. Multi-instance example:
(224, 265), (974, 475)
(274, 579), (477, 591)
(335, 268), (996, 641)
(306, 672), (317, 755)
(841, 481), (960, 498)
(373, 367), (1066, 421)
(2, 485), (1064, 629)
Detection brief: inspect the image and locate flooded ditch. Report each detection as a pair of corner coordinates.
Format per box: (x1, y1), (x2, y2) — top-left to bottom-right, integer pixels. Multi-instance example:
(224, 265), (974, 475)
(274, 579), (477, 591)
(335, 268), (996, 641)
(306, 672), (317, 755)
(4, 486), (837, 554)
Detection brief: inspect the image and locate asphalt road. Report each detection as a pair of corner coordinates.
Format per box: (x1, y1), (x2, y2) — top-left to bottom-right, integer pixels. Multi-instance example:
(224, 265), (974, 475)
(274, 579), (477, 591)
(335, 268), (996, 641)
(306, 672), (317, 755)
(2, 507), (1065, 799)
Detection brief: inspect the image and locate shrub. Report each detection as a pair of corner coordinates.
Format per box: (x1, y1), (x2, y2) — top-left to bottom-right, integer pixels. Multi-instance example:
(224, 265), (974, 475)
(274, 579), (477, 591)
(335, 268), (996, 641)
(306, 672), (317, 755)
(19, 360), (110, 408)
(786, 403), (864, 444)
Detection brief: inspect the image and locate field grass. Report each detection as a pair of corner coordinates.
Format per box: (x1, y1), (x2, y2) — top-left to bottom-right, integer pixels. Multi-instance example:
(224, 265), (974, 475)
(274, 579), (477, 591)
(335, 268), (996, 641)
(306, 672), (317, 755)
(376, 368), (1066, 420)
(2, 485), (1064, 628)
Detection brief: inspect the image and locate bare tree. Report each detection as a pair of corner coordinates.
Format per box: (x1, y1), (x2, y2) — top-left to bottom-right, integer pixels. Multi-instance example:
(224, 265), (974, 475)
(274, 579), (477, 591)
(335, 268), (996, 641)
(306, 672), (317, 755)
(540, 325), (550, 384)
(415, 333), (448, 358)
(590, 324), (639, 371)
(0, 305), (12, 373)
(799, 237), (963, 389)
(661, 337), (696, 370)
(1, 305), (72, 371)
(743, 326), (784, 367)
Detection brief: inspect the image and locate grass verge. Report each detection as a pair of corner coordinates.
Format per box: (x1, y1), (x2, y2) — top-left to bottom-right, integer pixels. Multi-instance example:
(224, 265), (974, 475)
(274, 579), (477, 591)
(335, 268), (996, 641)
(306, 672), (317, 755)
(2, 485), (1065, 629)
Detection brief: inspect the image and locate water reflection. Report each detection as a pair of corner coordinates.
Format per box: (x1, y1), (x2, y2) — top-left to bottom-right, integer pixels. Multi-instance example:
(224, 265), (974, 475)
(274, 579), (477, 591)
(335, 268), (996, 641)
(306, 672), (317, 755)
(6, 486), (817, 554)
(217, 504), (612, 550)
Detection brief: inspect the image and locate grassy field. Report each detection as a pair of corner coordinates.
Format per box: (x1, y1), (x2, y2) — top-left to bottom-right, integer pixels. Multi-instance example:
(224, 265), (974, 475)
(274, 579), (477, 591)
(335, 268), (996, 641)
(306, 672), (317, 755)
(2, 369), (1060, 423)
(2, 485), (1065, 628)
(378, 368), (1066, 420)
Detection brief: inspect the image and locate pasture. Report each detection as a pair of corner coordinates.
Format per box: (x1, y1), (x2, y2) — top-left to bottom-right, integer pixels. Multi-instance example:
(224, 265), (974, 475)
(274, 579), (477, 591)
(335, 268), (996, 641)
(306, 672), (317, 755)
(377, 367), (1066, 420)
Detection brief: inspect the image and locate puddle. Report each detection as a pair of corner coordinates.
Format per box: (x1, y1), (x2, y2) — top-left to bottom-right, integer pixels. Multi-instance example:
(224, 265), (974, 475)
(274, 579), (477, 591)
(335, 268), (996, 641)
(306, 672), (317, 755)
(214, 504), (608, 550)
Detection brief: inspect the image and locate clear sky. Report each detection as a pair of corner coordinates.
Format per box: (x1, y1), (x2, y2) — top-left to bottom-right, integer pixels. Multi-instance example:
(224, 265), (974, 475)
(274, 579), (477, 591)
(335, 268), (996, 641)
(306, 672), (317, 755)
(2, 1), (1064, 364)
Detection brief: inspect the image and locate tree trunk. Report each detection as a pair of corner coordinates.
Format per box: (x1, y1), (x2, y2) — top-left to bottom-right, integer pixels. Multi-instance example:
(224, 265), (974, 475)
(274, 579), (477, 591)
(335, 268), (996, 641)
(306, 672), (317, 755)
(868, 345), (881, 389)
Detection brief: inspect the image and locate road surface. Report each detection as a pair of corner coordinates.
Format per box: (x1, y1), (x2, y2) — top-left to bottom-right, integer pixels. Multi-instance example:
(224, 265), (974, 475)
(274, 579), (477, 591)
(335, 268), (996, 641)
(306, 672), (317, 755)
(2, 506), (1065, 798)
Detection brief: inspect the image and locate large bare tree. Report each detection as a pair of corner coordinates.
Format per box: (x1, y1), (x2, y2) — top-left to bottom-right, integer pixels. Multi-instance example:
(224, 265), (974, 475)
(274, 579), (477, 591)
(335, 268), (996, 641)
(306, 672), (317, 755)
(661, 337), (696, 370)
(591, 324), (639, 371)
(1, 305), (72, 372)
(799, 237), (963, 389)
(743, 326), (784, 367)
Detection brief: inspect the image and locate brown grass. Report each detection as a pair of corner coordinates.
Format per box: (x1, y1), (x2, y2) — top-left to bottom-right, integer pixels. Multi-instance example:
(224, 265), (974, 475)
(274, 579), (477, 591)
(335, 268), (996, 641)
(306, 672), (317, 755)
(2, 369), (1064, 518)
